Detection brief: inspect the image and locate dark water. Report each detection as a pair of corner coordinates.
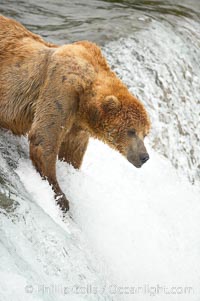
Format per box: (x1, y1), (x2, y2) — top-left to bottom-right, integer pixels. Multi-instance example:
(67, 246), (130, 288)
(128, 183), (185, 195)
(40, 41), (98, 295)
(0, 0), (200, 45)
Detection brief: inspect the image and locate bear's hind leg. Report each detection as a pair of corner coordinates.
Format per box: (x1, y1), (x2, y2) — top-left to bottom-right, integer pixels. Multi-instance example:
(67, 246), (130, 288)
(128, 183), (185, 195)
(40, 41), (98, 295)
(59, 124), (89, 169)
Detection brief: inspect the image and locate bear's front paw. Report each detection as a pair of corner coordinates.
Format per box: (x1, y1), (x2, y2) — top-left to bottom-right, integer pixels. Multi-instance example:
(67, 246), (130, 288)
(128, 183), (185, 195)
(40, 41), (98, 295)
(56, 194), (70, 212)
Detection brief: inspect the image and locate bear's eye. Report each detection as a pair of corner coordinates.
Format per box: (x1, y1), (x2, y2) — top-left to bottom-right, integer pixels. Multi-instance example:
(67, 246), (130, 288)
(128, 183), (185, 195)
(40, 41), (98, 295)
(127, 129), (136, 137)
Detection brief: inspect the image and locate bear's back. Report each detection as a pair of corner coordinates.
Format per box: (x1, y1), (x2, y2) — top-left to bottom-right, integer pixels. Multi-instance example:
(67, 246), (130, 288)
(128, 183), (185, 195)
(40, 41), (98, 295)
(0, 15), (56, 58)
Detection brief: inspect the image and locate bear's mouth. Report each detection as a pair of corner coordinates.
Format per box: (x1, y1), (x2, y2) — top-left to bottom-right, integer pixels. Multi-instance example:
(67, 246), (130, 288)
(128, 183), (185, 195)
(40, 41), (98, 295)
(127, 155), (142, 168)
(134, 163), (142, 168)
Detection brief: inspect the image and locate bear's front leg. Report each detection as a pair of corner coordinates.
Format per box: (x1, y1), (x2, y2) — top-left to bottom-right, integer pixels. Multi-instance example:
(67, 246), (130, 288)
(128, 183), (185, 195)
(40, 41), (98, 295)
(28, 92), (77, 212)
(28, 61), (81, 212)
(59, 124), (89, 169)
(29, 126), (70, 212)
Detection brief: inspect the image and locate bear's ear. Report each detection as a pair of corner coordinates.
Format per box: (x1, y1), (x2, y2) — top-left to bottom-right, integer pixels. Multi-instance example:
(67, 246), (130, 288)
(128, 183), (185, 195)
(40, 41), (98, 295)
(101, 95), (121, 114)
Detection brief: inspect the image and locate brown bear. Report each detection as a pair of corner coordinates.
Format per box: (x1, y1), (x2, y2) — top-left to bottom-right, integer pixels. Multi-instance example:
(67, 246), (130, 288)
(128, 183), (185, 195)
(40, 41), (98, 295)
(0, 15), (150, 212)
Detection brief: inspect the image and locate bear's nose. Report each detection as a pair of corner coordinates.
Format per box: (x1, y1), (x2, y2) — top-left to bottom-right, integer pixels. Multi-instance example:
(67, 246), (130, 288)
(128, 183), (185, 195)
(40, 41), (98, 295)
(140, 153), (149, 164)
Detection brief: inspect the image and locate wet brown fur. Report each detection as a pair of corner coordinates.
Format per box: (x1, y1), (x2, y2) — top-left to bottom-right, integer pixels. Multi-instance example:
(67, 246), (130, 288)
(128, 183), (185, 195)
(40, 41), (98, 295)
(0, 15), (150, 211)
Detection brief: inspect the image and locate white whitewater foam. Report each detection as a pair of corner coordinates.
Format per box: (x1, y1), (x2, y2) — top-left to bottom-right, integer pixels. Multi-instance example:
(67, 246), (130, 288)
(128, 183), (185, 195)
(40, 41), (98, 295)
(14, 137), (200, 301)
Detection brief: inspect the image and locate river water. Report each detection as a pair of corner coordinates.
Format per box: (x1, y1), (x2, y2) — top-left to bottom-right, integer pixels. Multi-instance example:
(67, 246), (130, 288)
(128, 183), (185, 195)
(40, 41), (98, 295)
(0, 1), (200, 301)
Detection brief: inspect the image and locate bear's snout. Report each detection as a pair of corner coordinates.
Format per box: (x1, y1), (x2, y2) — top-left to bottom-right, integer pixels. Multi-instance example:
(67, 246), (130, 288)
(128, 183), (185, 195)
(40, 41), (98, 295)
(127, 152), (149, 168)
(126, 137), (149, 168)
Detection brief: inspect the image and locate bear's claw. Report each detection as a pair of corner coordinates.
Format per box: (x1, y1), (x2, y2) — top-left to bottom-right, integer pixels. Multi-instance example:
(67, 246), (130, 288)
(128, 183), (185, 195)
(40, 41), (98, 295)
(56, 194), (70, 212)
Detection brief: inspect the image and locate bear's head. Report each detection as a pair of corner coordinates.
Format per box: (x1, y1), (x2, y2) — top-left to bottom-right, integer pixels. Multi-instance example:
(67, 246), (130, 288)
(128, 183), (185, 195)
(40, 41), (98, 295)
(81, 89), (150, 168)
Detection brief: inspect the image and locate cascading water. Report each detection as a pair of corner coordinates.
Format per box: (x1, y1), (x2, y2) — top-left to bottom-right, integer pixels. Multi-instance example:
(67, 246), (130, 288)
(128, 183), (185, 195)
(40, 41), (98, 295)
(0, 1), (200, 301)
(104, 15), (200, 184)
